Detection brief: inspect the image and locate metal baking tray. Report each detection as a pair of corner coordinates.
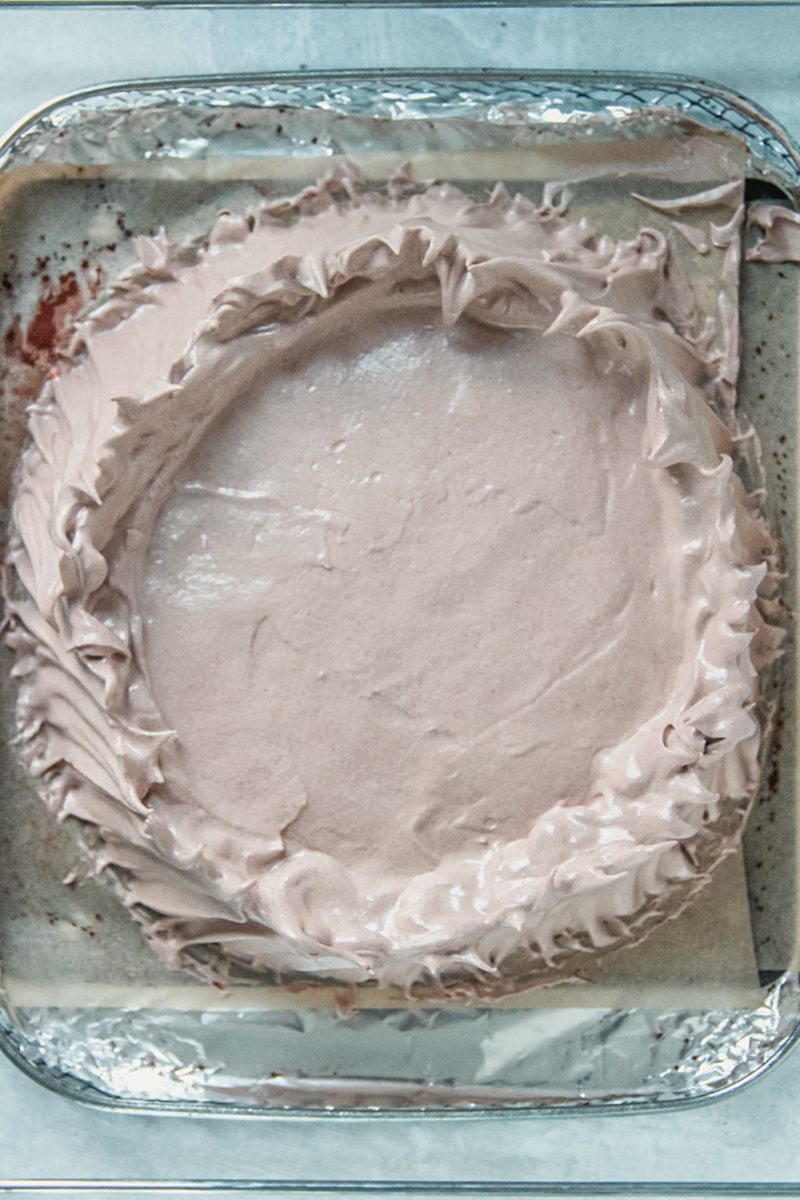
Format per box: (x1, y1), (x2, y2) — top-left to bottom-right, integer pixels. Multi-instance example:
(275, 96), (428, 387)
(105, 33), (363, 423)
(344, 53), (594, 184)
(0, 70), (798, 1117)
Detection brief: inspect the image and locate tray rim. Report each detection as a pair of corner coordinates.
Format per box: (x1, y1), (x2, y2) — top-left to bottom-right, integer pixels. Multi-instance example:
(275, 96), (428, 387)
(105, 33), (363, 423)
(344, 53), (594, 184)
(1, 66), (800, 190)
(1, 65), (799, 1123)
(2, 1001), (800, 1120)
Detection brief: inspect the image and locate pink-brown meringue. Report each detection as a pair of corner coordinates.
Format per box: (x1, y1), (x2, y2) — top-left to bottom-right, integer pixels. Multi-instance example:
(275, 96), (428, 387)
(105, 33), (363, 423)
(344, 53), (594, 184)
(6, 165), (775, 995)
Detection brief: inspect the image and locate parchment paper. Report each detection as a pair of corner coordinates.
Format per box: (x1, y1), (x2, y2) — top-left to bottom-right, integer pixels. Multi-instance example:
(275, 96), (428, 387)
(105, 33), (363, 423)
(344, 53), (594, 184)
(0, 120), (787, 1015)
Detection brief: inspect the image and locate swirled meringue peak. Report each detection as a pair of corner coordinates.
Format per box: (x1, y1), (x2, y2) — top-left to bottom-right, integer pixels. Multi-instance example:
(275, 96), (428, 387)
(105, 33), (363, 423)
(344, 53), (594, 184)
(6, 162), (776, 999)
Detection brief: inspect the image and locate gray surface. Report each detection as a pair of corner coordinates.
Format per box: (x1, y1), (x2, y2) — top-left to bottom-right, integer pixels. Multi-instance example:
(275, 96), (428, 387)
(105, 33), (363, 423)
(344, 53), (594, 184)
(2, 1), (800, 1190)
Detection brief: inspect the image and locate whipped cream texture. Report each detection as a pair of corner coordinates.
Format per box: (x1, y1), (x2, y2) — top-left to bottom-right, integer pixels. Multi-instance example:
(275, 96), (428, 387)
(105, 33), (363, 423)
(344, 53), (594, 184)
(6, 165), (774, 995)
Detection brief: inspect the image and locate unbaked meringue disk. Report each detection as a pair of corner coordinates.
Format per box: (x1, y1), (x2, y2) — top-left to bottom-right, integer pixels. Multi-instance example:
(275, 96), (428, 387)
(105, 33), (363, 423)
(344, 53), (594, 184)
(6, 166), (775, 996)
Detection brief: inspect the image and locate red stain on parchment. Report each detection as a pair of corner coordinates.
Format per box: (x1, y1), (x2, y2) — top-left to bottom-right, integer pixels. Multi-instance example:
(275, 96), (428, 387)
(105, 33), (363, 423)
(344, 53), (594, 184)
(1, 261), (107, 411)
(25, 272), (81, 357)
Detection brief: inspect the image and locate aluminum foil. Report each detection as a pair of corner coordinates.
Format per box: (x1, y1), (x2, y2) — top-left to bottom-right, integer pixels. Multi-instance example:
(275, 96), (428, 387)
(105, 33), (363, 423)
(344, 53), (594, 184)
(1, 73), (799, 1115)
(2, 74), (800, 190)
(2, 973), (800, 1111)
